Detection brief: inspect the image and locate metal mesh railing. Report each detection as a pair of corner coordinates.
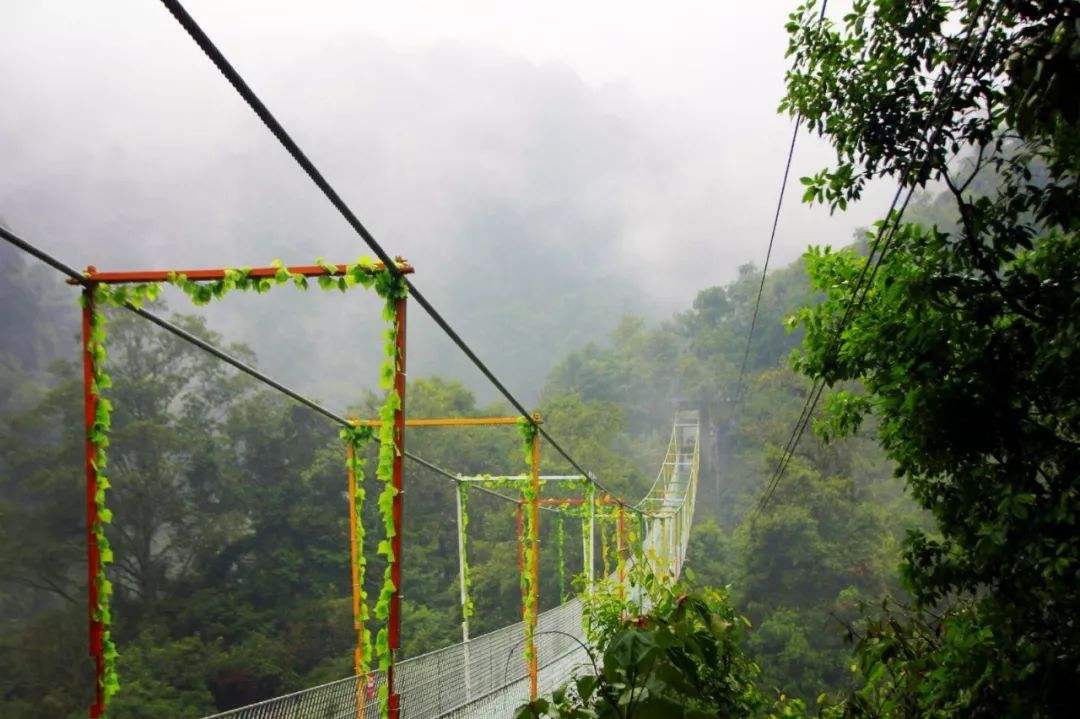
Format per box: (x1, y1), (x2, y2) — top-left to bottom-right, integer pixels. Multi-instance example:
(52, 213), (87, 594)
(202, 412), (699, 719)
(202, 599), (588, 719)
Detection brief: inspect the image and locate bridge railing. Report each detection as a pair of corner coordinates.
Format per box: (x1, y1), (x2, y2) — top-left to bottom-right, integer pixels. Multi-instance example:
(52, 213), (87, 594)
(202, 412), (700, 719)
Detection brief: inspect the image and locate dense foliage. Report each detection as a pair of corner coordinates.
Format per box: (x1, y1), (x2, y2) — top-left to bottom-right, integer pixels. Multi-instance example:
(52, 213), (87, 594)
(0, 225), (896, 716)
(782, 0), (1079, 715)
(518, 580), (766, 719)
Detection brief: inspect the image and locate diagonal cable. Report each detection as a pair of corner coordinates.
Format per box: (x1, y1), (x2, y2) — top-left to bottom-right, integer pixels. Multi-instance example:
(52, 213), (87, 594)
(0, 224), (526, 509)
(754, 0), (1001, 516)
(154, 0), (639, 514)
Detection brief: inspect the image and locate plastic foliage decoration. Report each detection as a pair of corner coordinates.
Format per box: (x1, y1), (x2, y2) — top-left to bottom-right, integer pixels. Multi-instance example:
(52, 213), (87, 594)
(516, 416), (540, 670)
(599, 511), (611, 578)
(368, 266), (407, 719)
(83, 291), (121, 708)
(615, 511), (627, 589)
(84, 256), (405, 715)
(341, 423), (376, 679)
(554, 513), (567, 603)
(457, 481), (475, 622)
(579, 499), (591, 583)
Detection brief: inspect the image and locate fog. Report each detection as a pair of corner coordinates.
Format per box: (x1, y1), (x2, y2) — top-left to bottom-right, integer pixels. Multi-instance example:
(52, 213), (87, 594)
(0, 0), (890, 406)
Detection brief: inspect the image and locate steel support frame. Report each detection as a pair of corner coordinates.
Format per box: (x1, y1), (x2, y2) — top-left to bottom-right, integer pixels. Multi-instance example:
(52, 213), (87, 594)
(616, 504), (626, 596)
(387, 296), (407, 719)
(82, 286), (104, 719)
(346, 442), (366, 719)
(77, 261), (412, 719)
(528, 428), (541, 701)
(454, 480), (472, 702)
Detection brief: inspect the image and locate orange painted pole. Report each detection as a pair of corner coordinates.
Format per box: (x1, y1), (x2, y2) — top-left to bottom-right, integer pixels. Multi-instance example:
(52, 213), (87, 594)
(387, 297), (407, 719)
(516, 503), (526, 615)
(346, 442), (365, 719)
(528, 426), (540, 701)
(82, 286), (105, 718)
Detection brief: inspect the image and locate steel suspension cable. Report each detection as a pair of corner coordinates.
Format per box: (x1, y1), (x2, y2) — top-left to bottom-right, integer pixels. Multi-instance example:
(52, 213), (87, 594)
(754, 0), (1000, 516)
(154, 0), (639, 515)
(734, 0), (828, 397)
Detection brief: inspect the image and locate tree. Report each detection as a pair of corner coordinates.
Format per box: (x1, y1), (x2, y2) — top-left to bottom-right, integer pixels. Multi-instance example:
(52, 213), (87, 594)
(517, 581), (768, 719)
(783, 0), (1079, 714)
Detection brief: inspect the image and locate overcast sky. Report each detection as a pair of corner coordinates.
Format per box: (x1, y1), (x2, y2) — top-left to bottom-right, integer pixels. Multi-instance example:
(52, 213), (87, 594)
(0, 0), (892, 403)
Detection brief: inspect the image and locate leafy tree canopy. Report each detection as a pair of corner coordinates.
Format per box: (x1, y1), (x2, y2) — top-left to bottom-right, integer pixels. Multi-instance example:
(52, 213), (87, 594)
(783, 0), (1079, 714)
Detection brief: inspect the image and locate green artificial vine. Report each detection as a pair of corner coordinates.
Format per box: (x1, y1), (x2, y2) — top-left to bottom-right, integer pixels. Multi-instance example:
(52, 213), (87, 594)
(555, 513), (566, 603)
(340, 423), (376, 677)
(599, 512), (611, 578)
(634, 513), (648, 613)
(462, 473), (539, 492)
(636, 513), (647, 565)
(615, 509), (627, 588)
(515, 416), (540, 669)
(85, 257), (406, 716)
(84, 291), (120, 708)
(457, 481), (475, 622)
(580, 501), (591, 584)
(367, 269), (407, 719)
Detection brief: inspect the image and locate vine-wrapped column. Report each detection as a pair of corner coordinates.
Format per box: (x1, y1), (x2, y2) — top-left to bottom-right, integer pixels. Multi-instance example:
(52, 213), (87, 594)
(345, 436), (369, 719)
(81, 284), (104, 718)
(616, 503), (626, 597)
(587, 484), (596, 589)
(455, 480), (472, 701)
(516, 502), (526, 613)
(659, 516), (669, 580)
(527, 423), (540, 701)
(387, 296), (407, 719)
(554, 512), (566, 603)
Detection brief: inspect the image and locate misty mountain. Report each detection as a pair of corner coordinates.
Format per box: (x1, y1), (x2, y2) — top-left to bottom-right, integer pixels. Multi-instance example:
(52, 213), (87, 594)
(0, 30), (695, 408)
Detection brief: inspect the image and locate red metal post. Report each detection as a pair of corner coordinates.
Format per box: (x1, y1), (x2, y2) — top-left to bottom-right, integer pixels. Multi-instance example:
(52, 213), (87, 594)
(82, 286), (104, 718)
(528, 430), (540, 700)
(387, 296), (407, 719)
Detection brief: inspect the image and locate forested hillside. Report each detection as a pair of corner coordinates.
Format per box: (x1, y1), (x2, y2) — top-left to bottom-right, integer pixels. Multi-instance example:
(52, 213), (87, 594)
(544, 251), (919, 701)
(0, 213), (910, 716)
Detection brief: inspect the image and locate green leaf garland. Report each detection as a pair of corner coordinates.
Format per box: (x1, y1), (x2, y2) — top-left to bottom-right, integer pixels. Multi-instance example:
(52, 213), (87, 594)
(555, 513), (566, 603)
(83, 257), (405, 716)
(515, 416), (540, 671)
(341, 424), (375, 678)
(85, 290), (120, 707)
(457, 482), (475, 622)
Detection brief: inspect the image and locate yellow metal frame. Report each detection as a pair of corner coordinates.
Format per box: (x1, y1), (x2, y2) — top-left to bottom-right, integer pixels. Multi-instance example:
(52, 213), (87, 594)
(352, 416), (530, 428)
(358, 412), (547, 701)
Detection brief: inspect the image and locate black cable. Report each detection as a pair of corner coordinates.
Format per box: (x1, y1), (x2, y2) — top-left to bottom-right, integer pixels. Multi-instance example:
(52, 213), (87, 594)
(137, 295), (568, 509)
(154, 0), (639, 515)
(403, 451), (523, 507)
(754, 0), (1000, 516)
(1, 226), (85, 280)
(129, 303), (345, 425)
(735, 0), (828, 396)
(735, 116), (802, 391)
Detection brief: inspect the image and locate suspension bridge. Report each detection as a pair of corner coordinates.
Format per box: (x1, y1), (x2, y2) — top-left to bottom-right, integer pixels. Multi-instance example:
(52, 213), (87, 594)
(0, 225), (704, 719)
(0, 0), (705, 715)
(203, 411), (701, 719)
